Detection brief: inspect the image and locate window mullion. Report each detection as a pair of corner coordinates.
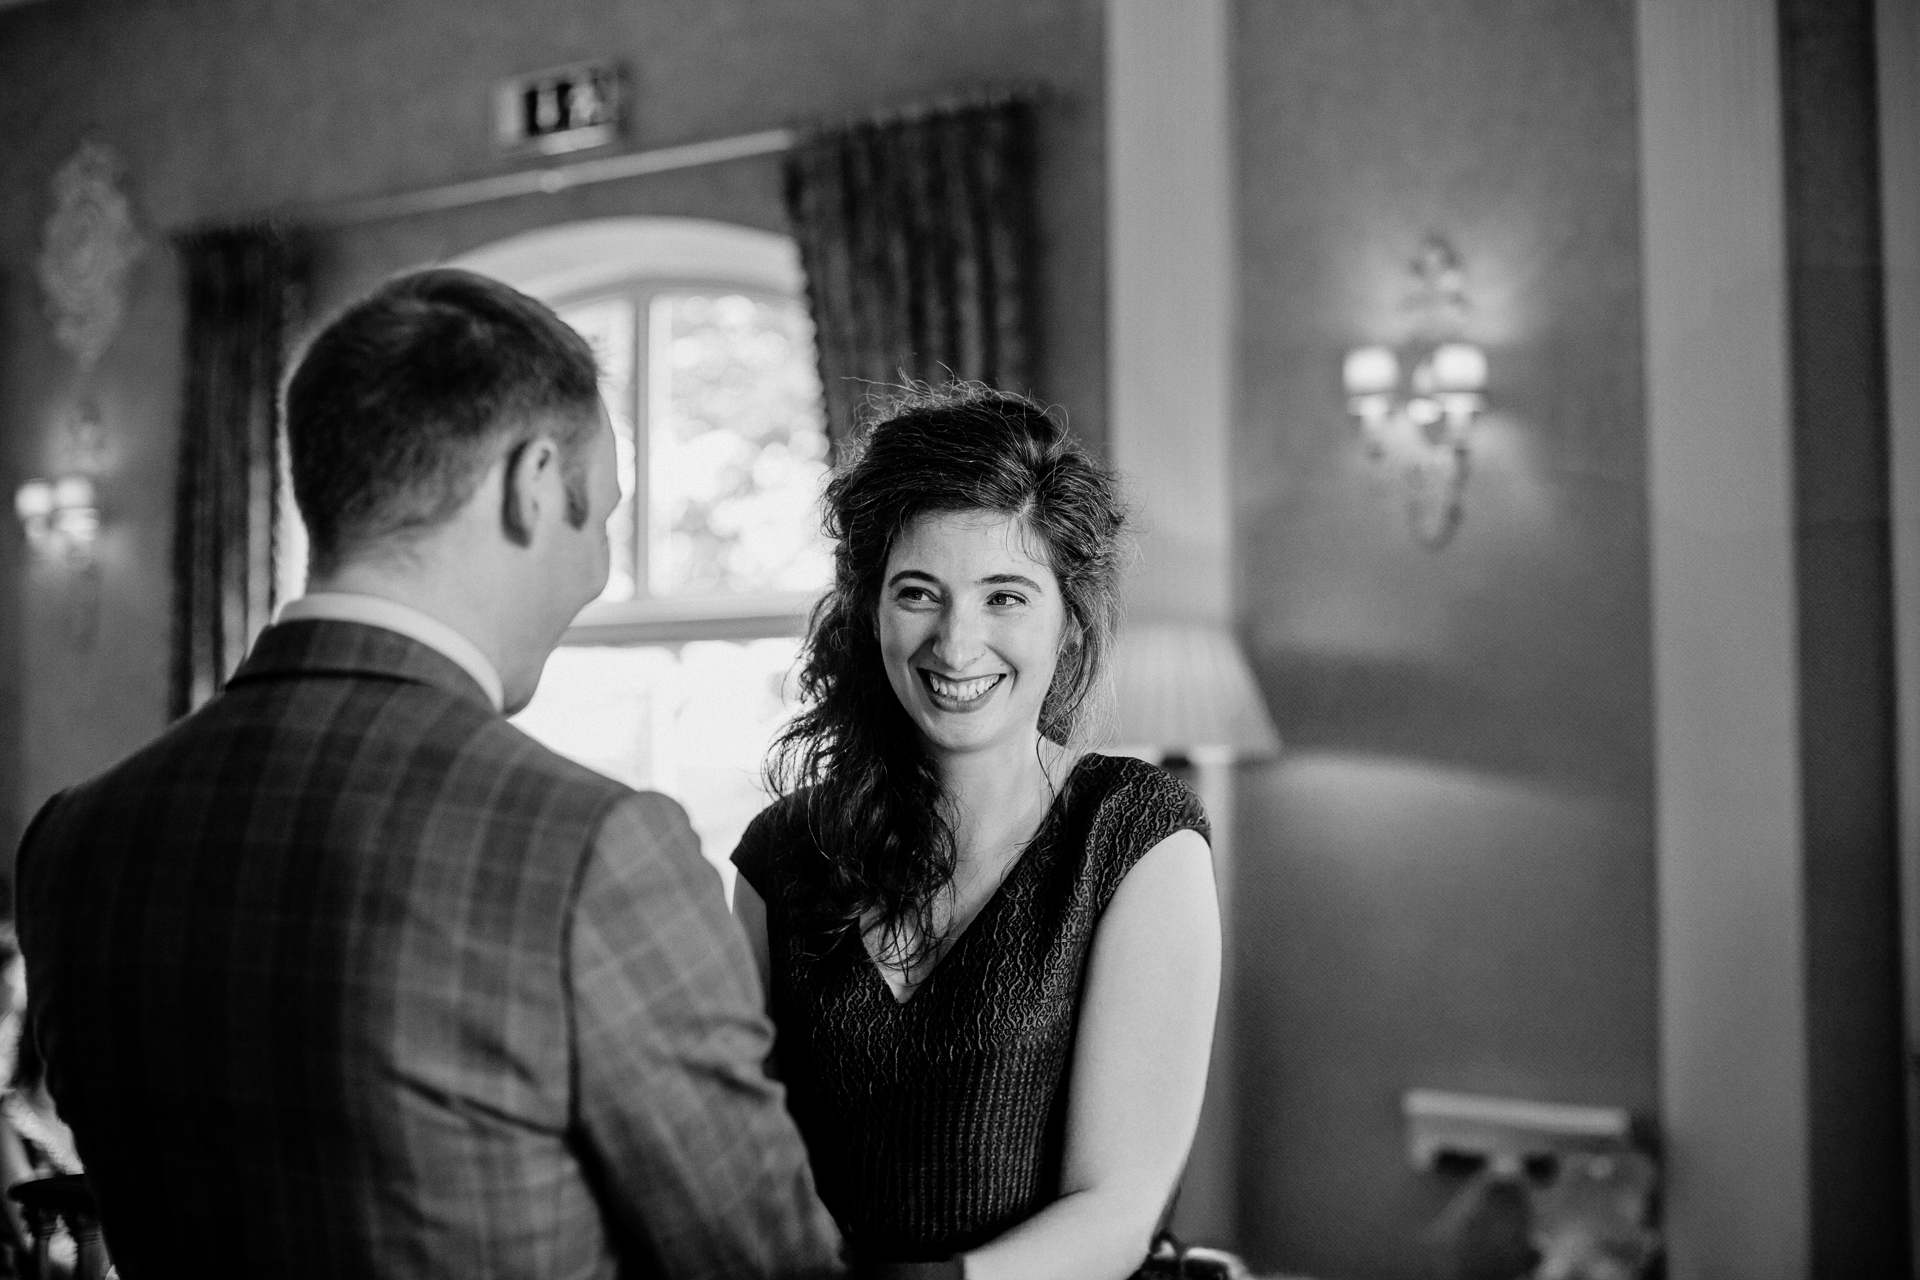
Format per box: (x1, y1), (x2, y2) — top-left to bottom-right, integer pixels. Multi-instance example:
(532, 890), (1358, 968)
(633, 285), (653, 602)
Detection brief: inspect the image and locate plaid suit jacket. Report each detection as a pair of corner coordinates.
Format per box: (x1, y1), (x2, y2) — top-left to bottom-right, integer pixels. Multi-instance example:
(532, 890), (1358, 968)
(14, 620), (843, 1279)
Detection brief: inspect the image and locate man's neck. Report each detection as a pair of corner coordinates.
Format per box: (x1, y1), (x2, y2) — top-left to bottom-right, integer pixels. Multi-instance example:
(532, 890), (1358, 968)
(308, 561), (507, 684)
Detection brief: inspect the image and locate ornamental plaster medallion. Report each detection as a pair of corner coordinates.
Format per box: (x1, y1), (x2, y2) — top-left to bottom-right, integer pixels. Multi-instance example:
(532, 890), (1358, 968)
(38, 141), (145, 372)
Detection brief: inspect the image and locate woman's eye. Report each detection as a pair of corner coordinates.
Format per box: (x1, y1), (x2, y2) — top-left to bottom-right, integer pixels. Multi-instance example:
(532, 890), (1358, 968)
(896, 585), (936, 604)
(987, 591), (1028, 608)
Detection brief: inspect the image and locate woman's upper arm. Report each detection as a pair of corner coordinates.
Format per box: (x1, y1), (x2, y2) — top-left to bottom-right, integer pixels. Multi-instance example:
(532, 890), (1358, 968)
(730, 876), (775, 1012)
(1060, 827), (1221, 1215)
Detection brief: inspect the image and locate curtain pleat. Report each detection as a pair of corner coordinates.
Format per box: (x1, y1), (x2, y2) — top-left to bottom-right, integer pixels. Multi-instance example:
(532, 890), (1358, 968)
(169, 226), (302, 719)
(784, 95), (1040, 444)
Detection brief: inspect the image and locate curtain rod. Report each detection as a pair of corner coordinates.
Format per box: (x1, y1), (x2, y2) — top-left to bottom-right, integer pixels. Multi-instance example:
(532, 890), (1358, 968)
(274, 127), (796, 231)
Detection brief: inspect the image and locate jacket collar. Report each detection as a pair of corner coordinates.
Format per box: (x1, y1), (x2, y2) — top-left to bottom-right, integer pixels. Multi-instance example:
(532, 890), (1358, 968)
(227, 619), (499, 714)
(276, 592), (503, 711)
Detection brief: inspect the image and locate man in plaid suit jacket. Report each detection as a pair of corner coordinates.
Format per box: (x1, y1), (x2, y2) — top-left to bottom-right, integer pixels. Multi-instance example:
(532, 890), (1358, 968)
(15, 270), (845, 1278)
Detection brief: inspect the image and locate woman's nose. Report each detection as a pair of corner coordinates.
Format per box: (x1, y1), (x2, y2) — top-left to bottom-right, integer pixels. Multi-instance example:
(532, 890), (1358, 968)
(929, 605), (986, 670)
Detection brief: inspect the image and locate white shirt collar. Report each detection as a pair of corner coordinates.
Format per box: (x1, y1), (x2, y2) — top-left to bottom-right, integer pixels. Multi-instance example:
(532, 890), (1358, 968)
(275, 592), (505, 712)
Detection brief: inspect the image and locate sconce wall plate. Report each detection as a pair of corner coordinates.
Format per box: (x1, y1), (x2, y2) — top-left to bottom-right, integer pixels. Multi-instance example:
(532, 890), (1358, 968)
(39, 141), (145, 373)
(1343, 237), (1489, 549)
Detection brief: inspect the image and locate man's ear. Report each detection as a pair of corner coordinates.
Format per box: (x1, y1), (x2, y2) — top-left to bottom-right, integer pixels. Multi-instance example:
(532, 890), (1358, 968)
(501, 437), (559, 548)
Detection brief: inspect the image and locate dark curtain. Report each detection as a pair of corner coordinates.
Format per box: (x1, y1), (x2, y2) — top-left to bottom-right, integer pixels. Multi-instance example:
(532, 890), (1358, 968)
(169, 226), (303, 719)
(783, 94), (1040, 444)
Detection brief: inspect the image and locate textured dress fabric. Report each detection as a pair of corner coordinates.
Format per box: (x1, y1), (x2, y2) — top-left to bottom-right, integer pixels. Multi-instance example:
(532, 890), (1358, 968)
(732, 753), (1209, 1263)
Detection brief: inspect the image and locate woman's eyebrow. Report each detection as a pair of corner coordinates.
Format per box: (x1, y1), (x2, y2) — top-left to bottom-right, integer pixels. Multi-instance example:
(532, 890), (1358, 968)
(886, 569), (942, 587)
(980, 573), (1044, 590)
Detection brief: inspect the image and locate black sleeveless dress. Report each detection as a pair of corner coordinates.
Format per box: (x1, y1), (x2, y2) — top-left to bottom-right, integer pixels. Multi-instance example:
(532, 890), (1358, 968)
(730, 753), (1209, 1263)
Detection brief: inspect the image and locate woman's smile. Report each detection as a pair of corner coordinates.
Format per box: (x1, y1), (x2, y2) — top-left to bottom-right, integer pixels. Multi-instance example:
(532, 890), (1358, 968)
(919, 669), (1007, 710)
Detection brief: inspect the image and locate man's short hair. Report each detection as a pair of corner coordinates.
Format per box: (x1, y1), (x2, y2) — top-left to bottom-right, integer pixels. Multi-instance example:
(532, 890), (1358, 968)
(286, 268), (603, 578)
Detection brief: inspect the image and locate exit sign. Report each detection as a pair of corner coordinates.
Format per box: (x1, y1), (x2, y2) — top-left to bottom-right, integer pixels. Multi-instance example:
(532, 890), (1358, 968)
(494, 61), (623, 156)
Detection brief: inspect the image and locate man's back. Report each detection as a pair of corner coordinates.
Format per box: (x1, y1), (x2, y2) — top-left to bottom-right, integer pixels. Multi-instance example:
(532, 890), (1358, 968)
(16, 620), (841, 1278)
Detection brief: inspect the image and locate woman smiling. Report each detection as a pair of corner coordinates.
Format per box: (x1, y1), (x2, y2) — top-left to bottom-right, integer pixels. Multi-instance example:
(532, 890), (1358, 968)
(730, 385), (1221, 1280)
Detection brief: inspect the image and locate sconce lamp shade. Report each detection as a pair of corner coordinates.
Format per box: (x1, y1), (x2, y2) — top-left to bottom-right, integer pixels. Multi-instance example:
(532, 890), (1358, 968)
(1109, 622), (1281, 763)
(1342, 345), (1400, 396)
(52, 475), (96, 514)
(1427, 341), (1488, 393)
(15, 480), (54, 522)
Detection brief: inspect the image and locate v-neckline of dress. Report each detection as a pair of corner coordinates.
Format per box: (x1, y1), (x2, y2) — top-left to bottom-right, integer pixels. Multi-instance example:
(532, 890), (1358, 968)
(860, 756), (1088, 1007)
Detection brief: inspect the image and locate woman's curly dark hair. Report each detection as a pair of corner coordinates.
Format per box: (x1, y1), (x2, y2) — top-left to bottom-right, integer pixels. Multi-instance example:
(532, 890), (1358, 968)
(767, 383), (1129, 961)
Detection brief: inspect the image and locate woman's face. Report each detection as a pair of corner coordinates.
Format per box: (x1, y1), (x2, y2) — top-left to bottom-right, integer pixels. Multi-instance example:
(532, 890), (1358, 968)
(878, 509), (1069, 764)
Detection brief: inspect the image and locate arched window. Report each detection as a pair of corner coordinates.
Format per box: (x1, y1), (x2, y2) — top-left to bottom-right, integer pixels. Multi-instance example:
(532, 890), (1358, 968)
(453, 218), (829, 880)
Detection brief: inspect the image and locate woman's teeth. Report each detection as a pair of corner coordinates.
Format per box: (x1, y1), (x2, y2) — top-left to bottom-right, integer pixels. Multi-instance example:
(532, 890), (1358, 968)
(924, 671), (1002, 703)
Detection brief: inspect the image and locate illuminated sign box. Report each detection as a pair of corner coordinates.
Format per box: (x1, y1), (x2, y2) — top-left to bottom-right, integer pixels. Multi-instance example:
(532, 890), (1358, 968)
(495, 61), (624, 156)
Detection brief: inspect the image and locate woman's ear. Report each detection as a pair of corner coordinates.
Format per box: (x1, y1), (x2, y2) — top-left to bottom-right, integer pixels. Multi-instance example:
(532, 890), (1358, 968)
(500, 437), (559, 548)
(1058, 613), (1085, 657)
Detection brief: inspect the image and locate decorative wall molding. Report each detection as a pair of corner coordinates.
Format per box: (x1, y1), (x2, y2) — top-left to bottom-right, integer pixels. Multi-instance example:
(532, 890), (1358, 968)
(38, 140), (145, 372)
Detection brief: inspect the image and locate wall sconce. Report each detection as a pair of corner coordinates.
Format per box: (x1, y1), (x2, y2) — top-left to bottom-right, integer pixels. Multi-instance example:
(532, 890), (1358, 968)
(1342, 237), (1490, 549)
(15, 475), (101, 560)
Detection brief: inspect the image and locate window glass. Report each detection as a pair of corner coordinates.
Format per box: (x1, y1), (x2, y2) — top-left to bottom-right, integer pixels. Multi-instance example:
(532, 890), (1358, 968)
(510, 637), (805, 884)
(648, 291), (832, 598)
(556, 296), (639, 602)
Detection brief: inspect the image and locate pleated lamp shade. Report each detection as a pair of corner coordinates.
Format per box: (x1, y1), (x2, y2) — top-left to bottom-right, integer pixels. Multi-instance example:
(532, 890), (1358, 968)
(1108, 622), (1281, 762)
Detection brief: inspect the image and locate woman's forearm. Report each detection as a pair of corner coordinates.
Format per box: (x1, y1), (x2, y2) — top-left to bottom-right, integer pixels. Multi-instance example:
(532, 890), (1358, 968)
(961, 1187), (1164, 1280)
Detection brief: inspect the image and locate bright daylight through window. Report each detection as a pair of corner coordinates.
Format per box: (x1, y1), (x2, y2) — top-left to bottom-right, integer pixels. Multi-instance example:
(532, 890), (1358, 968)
(508, 249), (831, 885)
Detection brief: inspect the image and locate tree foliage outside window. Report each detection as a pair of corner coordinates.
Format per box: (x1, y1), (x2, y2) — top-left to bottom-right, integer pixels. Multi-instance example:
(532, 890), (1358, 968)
(651, 291), (832, 597)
